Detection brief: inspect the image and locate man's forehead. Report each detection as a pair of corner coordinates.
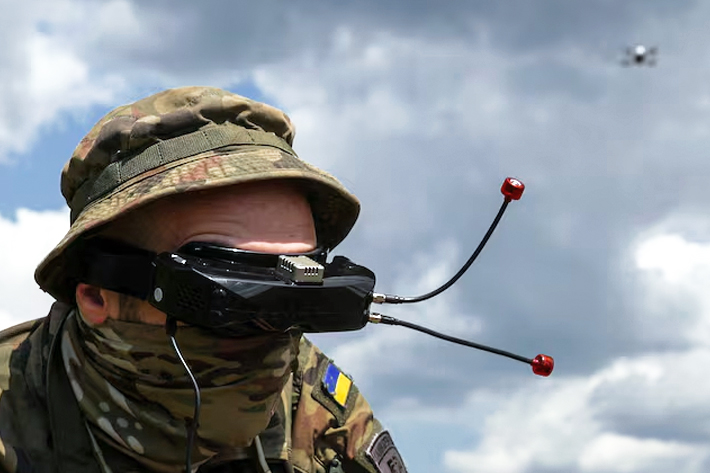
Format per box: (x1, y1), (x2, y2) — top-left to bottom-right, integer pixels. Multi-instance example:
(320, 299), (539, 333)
(97, 180), (314, 252)
(151, 181), (316, 252)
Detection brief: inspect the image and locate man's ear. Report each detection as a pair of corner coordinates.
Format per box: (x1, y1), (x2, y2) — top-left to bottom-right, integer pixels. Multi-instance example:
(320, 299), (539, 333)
(75, 283), (120, 325)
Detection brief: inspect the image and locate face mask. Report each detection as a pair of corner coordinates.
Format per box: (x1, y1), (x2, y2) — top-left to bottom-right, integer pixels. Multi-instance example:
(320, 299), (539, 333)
(61, 312), (300, 470)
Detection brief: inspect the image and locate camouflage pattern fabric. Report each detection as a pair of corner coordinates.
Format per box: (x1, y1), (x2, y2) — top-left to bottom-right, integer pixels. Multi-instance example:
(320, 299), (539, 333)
(0, 303), (395, 472)
(61, 312), (300, 471)
(291, 337), (382, 473)
(34, 86), (360, 303)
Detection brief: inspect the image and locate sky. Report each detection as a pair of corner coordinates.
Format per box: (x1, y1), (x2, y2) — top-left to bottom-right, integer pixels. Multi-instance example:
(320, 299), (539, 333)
(1, 0), (710, 471)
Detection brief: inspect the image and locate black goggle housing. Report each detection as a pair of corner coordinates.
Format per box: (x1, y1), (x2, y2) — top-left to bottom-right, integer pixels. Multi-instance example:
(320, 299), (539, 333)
(73, 238), (376, 336)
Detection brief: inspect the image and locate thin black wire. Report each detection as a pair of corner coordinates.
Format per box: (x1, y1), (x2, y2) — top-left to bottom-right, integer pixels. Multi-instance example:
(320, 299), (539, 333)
(377, 314), (532, 364)
(166, 318), (202, 473)
(384, 200), (510, 304)
(254, 435), (273, 473)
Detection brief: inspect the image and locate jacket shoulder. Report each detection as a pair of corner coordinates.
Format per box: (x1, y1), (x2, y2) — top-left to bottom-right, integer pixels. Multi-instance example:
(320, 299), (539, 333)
(292, 337), (386, 473)
(0, 302), (74, 473)
(0, 319), (42, 391)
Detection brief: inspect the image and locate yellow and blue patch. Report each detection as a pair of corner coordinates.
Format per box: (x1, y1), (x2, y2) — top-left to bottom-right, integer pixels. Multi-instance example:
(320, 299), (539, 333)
(323, 362), (352, 408)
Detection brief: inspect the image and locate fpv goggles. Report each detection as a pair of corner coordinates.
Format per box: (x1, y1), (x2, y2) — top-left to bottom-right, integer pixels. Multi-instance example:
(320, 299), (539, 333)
(71, 178), (553, 376)
(74, 238), (376, 337)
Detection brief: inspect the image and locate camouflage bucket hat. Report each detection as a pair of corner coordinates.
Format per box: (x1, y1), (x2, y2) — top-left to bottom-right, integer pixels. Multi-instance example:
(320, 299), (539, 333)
(35, 86), (360, 302)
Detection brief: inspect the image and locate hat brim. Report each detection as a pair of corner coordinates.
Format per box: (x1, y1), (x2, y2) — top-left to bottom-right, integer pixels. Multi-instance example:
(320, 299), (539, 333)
(35, 145), (360, 302)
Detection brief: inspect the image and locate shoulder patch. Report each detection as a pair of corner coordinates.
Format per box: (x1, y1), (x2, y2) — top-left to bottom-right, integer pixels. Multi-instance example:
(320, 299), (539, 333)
(322, 362), (352, 408)
(365, 430), (408, 473)
(310, 356), (359, 425)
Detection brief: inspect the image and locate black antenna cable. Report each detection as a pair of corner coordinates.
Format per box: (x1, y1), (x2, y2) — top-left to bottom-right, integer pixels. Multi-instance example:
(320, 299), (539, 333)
(368, 177), (554, 377)
(166, 317), (202, 473)
(372, 177), (525, 305)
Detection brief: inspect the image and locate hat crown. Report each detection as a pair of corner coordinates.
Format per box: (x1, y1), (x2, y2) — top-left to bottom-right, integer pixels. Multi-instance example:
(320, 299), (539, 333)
(61, 86), (296, 210)
(35, 86), (360, 302)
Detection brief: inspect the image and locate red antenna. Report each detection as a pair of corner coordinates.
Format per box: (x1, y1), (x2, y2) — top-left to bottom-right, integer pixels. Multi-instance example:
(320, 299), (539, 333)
(501, 177), (525, 201)
(370, 177), (554, 377)
(531, 354), (555, 377)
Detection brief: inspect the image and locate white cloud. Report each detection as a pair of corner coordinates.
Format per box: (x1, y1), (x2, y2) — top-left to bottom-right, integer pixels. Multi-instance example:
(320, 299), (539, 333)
(578, 434), (705, 473)
(437, 229), (710, 473)
(0, 208), (69, 329)
(635, 234), (710, 285)
(633, 231), (710, 345)
(444, 377), (597, 473)
(0, 0), (125, 161)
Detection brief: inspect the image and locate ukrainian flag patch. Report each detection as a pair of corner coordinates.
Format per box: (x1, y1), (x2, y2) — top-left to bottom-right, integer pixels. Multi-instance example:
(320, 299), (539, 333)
(323, 362), (352, 408)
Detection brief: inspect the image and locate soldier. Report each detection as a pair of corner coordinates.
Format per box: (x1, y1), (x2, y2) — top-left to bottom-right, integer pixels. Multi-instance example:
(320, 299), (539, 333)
(0, 87), (407, 473)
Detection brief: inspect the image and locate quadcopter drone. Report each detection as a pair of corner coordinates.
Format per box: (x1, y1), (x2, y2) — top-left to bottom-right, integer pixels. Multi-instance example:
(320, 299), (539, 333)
(621, 44), (658, 67)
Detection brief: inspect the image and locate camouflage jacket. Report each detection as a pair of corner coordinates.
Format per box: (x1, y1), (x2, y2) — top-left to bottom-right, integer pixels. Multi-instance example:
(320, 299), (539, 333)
(0, 302), (405, 473)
